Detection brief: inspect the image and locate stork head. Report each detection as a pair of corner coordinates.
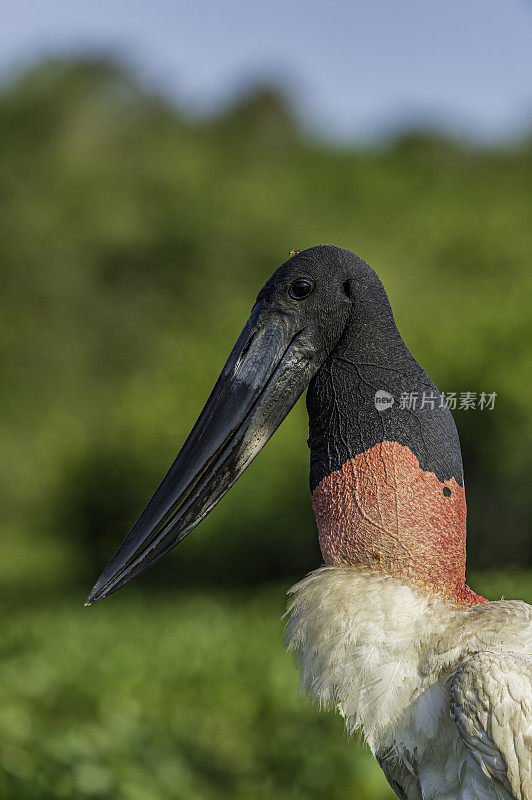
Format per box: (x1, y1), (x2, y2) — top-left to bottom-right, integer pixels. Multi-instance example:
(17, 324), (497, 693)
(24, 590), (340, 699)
(86, 245), (484, 606)
(86, 246), (359, 603)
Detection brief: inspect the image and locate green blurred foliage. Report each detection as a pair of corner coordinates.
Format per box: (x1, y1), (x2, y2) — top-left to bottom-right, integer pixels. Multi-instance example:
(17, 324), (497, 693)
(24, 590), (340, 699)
(0, 590), (393, 800)
(1, 55), (532, 591)
(1, 574), (530, 800)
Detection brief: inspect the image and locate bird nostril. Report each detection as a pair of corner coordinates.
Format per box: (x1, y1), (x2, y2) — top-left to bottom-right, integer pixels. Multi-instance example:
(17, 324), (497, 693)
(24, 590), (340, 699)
(443, 486), (452, 497)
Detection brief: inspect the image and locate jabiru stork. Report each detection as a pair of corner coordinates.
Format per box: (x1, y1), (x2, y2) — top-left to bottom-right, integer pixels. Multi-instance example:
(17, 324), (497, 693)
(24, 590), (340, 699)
(87, 246), (532, 800)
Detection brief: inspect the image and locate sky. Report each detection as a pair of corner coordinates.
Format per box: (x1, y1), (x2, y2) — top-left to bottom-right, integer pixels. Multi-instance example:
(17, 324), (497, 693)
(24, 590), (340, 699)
(1, 0), (532, 142)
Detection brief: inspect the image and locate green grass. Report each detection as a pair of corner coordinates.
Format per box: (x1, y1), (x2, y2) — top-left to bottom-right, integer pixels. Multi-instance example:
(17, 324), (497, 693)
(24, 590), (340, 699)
(0, 588), (393, 800)
(1, 573), (530, 800)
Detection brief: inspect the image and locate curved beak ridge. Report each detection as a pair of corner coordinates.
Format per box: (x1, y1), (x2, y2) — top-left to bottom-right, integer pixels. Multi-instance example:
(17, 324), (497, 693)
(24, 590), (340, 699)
(85, 303), (316, 605)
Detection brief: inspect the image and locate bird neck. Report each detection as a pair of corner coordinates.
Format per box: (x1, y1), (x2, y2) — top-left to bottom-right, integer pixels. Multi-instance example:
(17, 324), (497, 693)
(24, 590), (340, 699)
(307, 277), (486, 605)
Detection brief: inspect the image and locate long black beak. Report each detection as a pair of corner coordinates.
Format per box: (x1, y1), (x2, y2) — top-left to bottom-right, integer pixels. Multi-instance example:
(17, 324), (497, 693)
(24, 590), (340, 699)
(85, 303), (317, 604)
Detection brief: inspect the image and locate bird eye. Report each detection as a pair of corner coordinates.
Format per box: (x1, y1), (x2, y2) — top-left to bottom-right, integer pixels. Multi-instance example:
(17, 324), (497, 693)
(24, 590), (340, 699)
(289, 279), (314, 299)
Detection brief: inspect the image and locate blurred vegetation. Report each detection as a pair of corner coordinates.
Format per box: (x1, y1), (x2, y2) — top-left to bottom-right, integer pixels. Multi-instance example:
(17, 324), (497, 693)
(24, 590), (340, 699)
(1, 574), (530, 800)
(0, 589), (392, 800)
(0, 54), (531, 799)
(2, 56), (532, 594)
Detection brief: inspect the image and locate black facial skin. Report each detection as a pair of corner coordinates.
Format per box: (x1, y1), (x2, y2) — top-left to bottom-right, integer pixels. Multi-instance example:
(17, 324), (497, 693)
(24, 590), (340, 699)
(303, 247), (463, 491)
(86, 245), (463, 604)
(255, 246), (354, 369)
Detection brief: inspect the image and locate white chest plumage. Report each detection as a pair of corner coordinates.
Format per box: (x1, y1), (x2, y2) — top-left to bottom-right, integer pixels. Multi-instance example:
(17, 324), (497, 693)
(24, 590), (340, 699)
(285, 566), (532, 800)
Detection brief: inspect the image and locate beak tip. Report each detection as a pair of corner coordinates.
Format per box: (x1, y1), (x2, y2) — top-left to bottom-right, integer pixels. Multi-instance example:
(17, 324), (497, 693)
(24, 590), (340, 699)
(85, 556), (126, 606)
(84, 584), (105, 607)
